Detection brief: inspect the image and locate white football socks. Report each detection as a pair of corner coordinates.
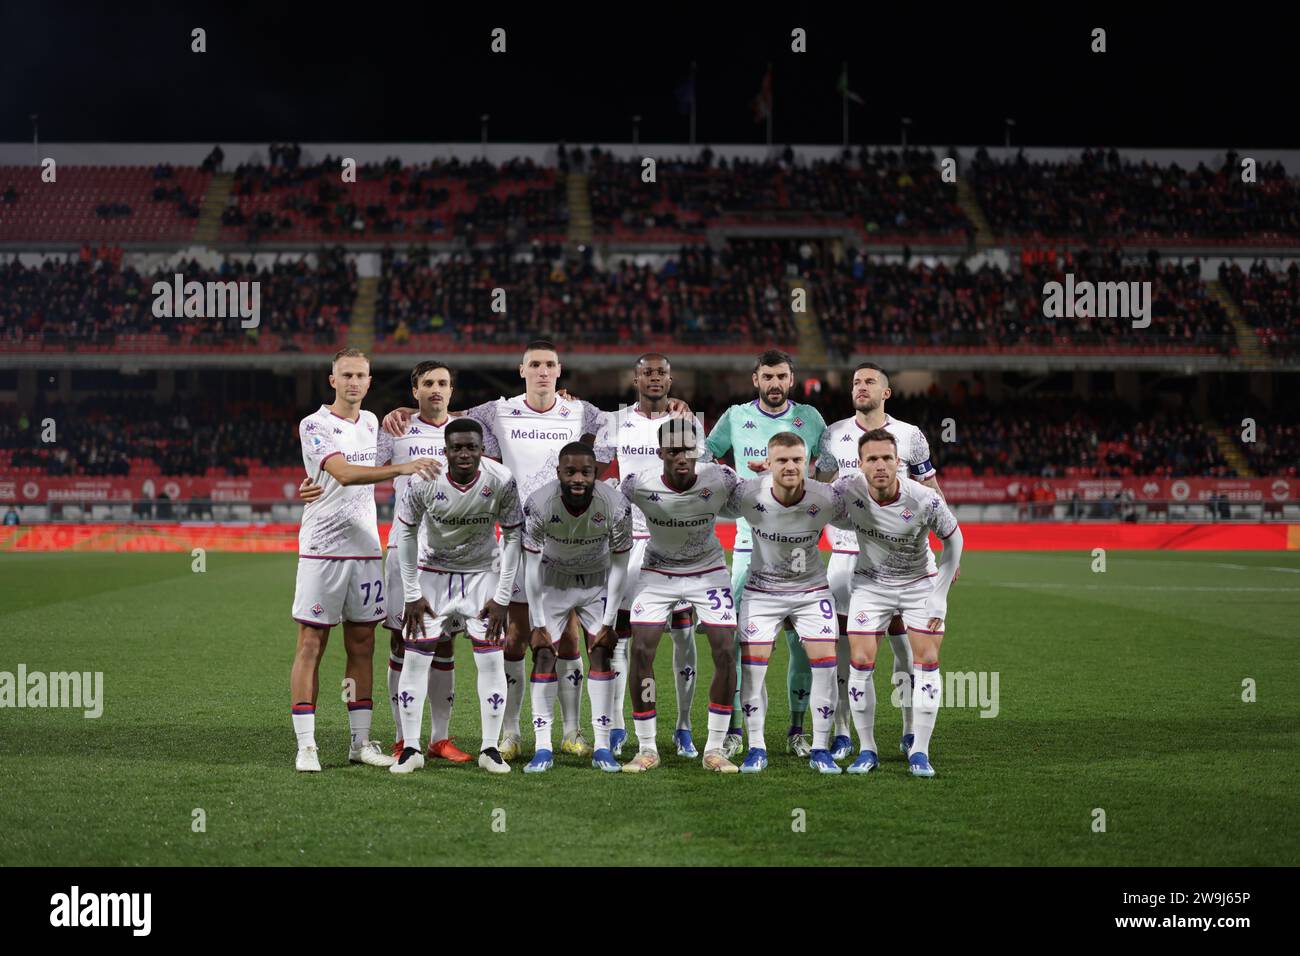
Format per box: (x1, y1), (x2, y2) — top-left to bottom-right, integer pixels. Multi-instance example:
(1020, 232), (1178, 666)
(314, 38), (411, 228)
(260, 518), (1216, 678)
(292, 704), (316, 750)
(633, 708), (658, 754)
(705, 703), (732, 752)
(833, 635), (852, 738)
(847, 662), (877, 754)
(588, 668), (616, 750)
(888, 632), (915, 737)
(556, 654), (582, 736)
(387, 652), (404, 742)
(530, 672), (559, 752)
(611, 636), (629, 735)
(911, 661), (941, 757)
(428, 654), (455, 743)
(740, 649), (769, 752)
(397, 649), (433, 749)
(346, 699), (373, 750)
(503, 656), (526, 737)
(474, 647), (507, 752)
(809, 652), (839, 750)
(671, 625), (697, 730)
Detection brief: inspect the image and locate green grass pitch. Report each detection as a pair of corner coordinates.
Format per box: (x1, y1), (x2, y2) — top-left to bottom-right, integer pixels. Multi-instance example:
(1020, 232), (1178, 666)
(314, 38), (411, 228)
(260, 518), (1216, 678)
(1, 549), (1297, 867)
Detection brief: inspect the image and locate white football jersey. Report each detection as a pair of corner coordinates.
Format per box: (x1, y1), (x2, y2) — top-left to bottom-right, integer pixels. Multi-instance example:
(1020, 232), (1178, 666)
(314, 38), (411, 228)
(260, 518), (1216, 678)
(594, 405), (712, 537)
(818, 414), (936, 553)
(397, 458), (522, 573)
(727, 476), (847, 592)
(522, 480), (633, 575)
(619, 463), (738, 575)
(298, 405), (382, 558)
(831, 472), (958, 586)
(377, 413), (454, 549)
(466, 394), (604, 505)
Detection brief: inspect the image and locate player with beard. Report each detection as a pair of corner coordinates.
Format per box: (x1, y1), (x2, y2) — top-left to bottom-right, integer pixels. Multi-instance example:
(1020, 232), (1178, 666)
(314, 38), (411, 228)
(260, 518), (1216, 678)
(704, 349), (826, 757)
(521, 443), (633, 772)
(815, 362), (941, 762)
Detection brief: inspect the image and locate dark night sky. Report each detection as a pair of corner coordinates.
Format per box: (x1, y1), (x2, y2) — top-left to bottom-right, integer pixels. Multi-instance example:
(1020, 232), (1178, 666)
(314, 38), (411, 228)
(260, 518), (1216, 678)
(3, 2), (1297, 148)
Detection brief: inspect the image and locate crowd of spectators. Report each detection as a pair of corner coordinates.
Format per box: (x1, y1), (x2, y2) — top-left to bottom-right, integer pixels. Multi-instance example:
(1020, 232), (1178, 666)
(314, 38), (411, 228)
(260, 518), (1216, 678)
(373, 240), (799, 348)
(812, 245), (1235, 358)
(0, 249), (355, 348)
(1218, 260), (1300, 358)
(0, 398), (302, 476)
(970, 147), (1300, 241)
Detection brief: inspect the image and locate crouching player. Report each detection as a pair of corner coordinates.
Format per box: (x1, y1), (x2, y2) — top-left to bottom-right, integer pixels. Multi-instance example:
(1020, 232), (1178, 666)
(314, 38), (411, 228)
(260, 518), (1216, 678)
(619, 419), (742, 774)
(729, 432), (849, 774)
(521, 443), (633, 773)
(831, 428), (962, 777)
(392, 419), (523, 775)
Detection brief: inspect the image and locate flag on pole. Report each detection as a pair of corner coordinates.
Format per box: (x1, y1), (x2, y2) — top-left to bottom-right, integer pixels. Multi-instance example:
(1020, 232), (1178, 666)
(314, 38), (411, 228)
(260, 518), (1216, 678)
(675, 68), (696, 116)
(837, 64), (864, 105)
(751, 65), (773, 123)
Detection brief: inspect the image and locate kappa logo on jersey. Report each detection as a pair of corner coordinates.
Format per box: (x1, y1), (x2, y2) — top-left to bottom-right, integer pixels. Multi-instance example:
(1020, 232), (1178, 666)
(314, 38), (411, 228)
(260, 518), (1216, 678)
(549, 514), (562, 524)
(311, 602), (324, 615)
(647, 492), (661, 502)
(807, 504), (820, 516)
(622, 419), (635, 429)
(840, 433), (852, 441)
(793, 417), (805, 428)
(511, 408), (522, 416)
(305, 422), (317, 432)
(853, 498), (865, 508)
(333, 427), (343, 434)
(821, 625), (833, 634)
(901, 509), (913, 521)
(700, 488), (712, 499)
(721, 611), (733, 621)
(410, 426), (421, 435)
(754, 502), (767, 512)
(743, 420), (756, 429)
(434, 491), (448, 501)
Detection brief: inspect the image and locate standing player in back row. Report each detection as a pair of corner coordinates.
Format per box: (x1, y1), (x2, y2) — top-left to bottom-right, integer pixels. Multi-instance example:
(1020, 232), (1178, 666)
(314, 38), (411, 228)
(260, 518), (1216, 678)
(290, 348), (440, 773)
(705, 349), (827, 757)
(594, 353), (712, 759)
(831, 429), (962, 777)
(815, 362), (941, 762)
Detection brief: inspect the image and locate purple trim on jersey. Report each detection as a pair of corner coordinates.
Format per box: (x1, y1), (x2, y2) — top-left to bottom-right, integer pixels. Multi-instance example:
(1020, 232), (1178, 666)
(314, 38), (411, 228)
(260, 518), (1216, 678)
(732, 548), (752, 553)
(522, 546), (541, 554)
(499, 521), (523, 529)
(523, 397), (559, 414)
(398, 516), (416, 526)
(318, 450), (344, 469)
(938, 526), (957, 540)
(663, 473), (699, 493)
(447, 471), (481, 492)
(846, 630), (886, 636)
(869, 484), (902, 507)
(831, 549), (859, 554)
(644, 565), (727, 577)
(328, 409), (361, 424)
(613, 546), (633, 554)
(750, 399), (792, 419)
(770, 486), (806, 508)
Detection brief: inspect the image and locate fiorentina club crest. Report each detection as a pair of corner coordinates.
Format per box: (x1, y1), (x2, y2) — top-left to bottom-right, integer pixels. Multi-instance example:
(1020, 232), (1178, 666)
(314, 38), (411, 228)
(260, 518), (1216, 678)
(311, 603), (324, 616)
(744, 622), (759, 636)
(481, 485), (494, 498)
(592, 512), (606, 524)
(632, 602), (645, 614)
(901, 509), (913, 521)
(559, 406), (571, 417)
(855, 610), (868, 625)
(793, 417), (804, 428)
(700, 488), (712, 499)
(807, 504), (820, 516)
